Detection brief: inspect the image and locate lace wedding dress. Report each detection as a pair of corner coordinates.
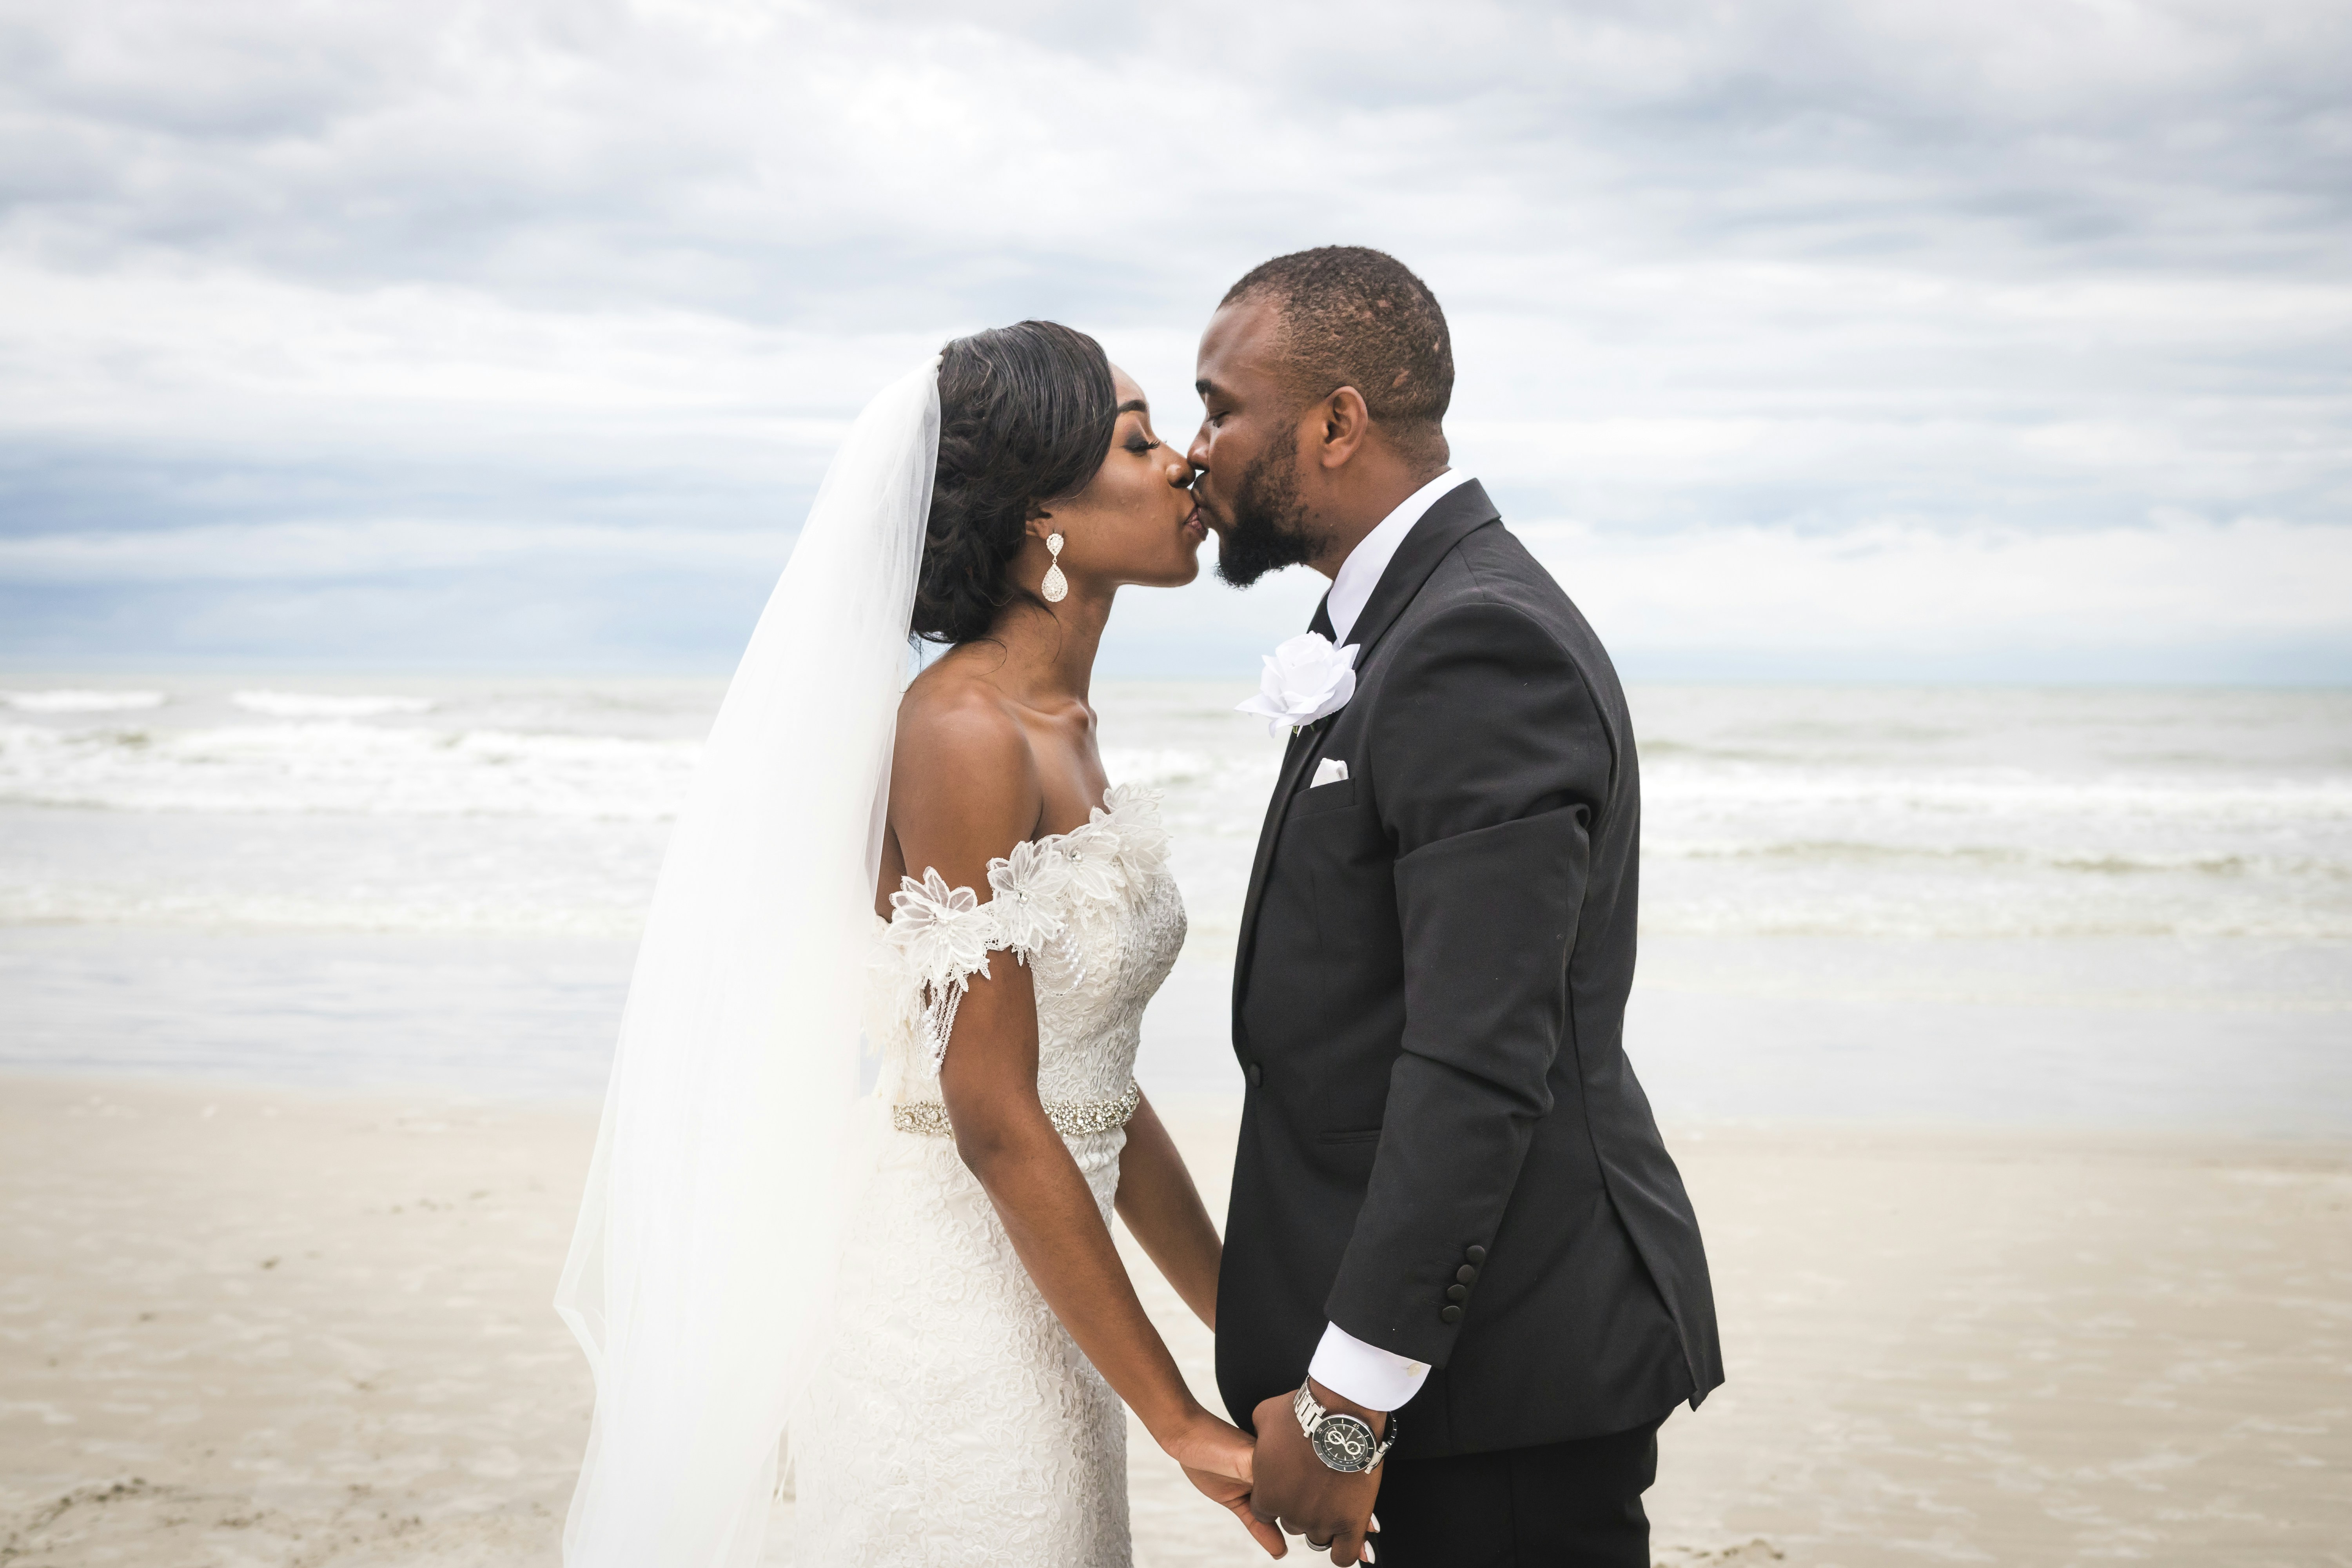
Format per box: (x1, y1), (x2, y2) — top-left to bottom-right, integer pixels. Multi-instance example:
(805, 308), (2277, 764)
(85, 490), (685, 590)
(791, 784), (1186, 1566)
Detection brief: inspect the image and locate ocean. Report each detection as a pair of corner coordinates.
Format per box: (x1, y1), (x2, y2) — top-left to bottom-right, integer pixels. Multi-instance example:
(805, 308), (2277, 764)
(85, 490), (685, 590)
(3, 677), (2346, 1131)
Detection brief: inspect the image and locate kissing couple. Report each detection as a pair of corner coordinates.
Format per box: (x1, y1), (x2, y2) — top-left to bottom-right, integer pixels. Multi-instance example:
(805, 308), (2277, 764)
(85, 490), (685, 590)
(555, 247), (1723, 1567)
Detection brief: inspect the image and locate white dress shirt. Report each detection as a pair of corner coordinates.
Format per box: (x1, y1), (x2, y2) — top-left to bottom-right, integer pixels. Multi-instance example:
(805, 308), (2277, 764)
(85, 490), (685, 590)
(1302, 469), (1475, 1413)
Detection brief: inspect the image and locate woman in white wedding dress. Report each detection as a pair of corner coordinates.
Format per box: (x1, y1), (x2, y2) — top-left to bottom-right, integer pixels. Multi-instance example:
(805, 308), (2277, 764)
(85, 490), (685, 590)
(556, 324), (1277, 1568)
(793, 325), (1271, 1564)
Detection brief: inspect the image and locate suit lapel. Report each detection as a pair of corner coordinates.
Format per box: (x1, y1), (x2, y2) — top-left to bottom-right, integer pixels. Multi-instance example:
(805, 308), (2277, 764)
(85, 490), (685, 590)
(1338, 478), (1501, 666)
(1241, 717), (1327, 936)
(1231, 597), (1336, 1038)
(1228, 483), (1506, 1051)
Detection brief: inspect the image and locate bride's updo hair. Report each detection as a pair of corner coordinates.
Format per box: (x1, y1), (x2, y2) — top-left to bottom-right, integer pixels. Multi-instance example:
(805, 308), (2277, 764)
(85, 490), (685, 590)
(913, 321), (1118, 646)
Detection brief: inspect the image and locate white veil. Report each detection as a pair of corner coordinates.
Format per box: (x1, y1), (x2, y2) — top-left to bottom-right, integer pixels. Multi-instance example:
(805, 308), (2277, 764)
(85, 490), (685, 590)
(555, 356), (941, 1567)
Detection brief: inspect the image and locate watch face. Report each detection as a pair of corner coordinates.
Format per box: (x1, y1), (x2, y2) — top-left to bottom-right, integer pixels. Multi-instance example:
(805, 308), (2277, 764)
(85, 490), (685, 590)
(1311, 1414), (1377, 1472)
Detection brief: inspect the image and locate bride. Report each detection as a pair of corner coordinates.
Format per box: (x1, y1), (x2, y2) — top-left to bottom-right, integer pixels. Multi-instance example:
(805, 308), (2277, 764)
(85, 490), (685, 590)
(556, 323), (1281, 1566)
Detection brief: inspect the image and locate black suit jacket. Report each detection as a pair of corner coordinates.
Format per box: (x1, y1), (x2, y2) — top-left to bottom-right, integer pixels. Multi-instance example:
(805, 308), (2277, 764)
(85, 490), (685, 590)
(1216, 480), (1724, 1458)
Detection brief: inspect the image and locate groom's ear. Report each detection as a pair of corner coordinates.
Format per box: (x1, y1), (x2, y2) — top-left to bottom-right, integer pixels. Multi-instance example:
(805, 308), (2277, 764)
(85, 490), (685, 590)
(1315, 385), (1372, 470)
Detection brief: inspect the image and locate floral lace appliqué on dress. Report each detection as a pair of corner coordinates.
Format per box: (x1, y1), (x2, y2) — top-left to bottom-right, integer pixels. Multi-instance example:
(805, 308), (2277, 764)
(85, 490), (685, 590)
(791, 785), (1186, 1567)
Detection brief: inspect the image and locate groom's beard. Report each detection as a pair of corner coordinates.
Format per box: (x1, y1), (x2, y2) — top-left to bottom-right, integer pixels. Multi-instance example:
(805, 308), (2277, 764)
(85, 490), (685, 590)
(1213, 444), (1318, 588)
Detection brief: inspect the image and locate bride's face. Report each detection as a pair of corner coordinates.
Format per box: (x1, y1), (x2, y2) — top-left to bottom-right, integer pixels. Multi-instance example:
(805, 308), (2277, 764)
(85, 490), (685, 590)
(1036, 367), (1207, 592)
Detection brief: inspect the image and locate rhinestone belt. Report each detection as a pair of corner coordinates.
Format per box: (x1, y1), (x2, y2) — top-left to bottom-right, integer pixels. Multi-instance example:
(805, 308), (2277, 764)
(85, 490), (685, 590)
(892, 1079), (1141, 1140)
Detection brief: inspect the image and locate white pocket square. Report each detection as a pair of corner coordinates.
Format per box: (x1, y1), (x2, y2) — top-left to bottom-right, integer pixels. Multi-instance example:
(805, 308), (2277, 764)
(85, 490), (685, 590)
(1311, 758), (1350, 788)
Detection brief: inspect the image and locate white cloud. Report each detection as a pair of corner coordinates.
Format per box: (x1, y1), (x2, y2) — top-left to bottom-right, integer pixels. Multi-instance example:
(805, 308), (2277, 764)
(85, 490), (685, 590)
(0, 0), (2346, 673)
(1526, 513), (2352, 655)
(0, 518), (788, 582)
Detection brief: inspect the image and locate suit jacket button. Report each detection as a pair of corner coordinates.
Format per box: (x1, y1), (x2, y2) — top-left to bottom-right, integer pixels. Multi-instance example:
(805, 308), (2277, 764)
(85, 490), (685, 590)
(1446, 1284), (1468, 1303)
(1455, 1263), (1478, 1285)
(1439, 1305), (1463, 1325)
(1246, 1062), (1263, 1088)
(1465, 1245), (1488, 1265)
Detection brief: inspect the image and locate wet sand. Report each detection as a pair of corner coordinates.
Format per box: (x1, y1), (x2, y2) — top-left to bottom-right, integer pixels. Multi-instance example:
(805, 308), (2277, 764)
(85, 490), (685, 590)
(2, 1077), (2345, 1566)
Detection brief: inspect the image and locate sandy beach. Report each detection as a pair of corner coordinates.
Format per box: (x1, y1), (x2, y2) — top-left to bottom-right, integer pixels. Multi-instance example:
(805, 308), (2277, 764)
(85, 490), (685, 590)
(4, 1076), (2345, 1567)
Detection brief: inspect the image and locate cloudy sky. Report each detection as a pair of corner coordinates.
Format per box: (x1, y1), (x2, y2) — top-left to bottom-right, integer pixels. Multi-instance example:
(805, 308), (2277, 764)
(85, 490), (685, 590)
(2, 0), (2346, 679)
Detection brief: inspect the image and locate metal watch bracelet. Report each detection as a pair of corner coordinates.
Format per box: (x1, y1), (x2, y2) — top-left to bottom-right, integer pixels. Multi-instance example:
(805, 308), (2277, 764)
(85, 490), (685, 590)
(1293, 1381), (1398, 1474)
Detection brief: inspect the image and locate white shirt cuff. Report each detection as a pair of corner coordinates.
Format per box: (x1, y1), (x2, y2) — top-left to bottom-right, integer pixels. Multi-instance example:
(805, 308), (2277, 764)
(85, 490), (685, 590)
(1307, 1321), (1429, 1412)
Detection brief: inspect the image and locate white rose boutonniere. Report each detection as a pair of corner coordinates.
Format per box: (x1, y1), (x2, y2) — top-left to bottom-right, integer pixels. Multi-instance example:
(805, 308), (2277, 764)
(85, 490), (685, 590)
(1236, 631), (1360, 737)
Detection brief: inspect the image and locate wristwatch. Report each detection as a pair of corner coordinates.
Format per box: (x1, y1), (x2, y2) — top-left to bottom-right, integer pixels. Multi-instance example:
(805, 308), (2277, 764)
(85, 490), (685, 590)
(1293, 1382), (1398, 1474)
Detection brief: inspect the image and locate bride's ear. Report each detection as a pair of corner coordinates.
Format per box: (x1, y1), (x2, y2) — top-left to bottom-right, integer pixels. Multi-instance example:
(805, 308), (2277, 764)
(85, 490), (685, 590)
(1020, 508), (1070, 604)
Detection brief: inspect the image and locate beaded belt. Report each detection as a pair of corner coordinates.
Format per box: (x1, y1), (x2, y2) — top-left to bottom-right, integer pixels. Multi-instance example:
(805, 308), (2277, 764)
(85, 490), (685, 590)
(892, 1080), (1141, 1140)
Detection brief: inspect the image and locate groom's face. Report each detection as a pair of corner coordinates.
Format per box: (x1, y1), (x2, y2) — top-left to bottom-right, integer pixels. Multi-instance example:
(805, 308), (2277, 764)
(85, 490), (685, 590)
(1190, 299), (1319, 588)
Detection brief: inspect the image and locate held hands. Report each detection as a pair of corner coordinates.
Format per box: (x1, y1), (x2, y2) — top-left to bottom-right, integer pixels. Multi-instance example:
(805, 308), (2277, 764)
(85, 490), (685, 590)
(1248, 1381), (1384, 1565)
(1162, 1386), (1385, 1563)
(1161, 1408), (1289, 1559)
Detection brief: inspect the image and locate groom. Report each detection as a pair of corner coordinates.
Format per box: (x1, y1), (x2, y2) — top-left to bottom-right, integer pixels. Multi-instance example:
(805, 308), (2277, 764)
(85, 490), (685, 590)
(1189, 248), (1724, 1567)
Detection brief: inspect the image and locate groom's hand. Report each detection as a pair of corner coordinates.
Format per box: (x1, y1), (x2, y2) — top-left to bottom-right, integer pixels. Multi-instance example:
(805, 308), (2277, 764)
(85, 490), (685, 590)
(1250, 1381), (1384, 1566)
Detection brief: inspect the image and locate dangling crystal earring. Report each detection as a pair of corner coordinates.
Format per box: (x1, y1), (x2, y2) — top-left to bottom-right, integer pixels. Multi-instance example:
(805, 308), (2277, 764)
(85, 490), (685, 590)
(1041, 532), (1068, 603)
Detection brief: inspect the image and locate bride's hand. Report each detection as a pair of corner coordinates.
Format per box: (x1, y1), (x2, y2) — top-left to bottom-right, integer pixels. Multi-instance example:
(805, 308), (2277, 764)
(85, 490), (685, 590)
(1165, 1410), (1288, 1559)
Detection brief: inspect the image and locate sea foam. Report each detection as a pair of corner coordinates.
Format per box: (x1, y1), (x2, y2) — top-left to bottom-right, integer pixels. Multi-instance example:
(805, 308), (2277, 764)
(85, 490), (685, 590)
(3, 689), (167, 713)
(231, 691), (437, 719)
(0, 720), (697, 819)
(2, 679), (2346, 945)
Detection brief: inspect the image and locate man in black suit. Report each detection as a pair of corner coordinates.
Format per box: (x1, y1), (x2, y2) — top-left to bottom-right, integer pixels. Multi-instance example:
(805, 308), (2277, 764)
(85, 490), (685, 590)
(1186, 247), (1723, 1568)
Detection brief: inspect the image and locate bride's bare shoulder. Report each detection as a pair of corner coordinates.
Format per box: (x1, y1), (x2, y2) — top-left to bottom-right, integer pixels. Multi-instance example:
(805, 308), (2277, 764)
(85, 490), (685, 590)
(891, 660), (1041, 855)
(895, 660), (1032, 773)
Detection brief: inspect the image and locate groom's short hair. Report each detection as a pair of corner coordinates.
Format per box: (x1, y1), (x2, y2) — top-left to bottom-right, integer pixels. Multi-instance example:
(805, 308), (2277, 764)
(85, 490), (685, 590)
(1221, 247), (1453, 452)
